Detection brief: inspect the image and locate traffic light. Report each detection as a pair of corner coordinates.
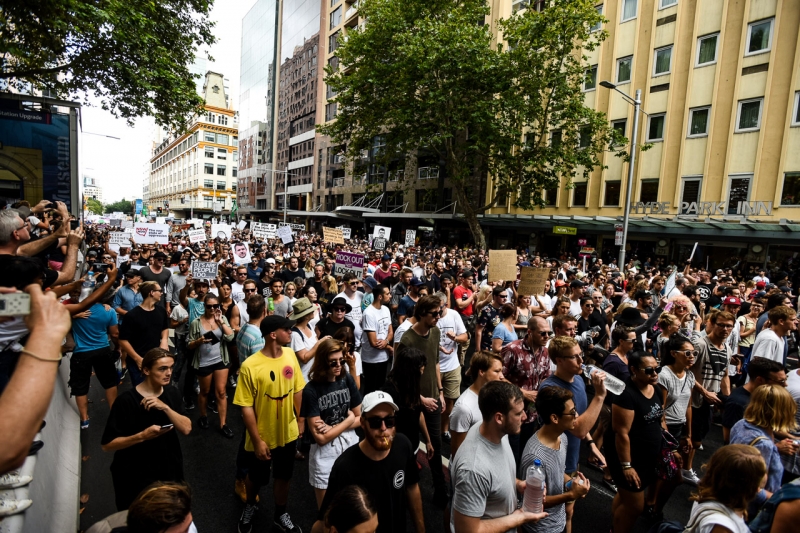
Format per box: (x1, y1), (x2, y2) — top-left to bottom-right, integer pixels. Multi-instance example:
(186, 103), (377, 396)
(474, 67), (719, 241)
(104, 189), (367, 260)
(157, 207), (163, 213)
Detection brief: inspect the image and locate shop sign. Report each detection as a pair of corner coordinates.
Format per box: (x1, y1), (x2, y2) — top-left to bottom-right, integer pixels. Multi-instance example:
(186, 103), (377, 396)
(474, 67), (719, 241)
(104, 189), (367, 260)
(630, 201), (773, 216)
(577, 239), (587, 246)
(553, 226), (577, 235)
(614, 224), (623, 246)
(579, 247), (596, 257)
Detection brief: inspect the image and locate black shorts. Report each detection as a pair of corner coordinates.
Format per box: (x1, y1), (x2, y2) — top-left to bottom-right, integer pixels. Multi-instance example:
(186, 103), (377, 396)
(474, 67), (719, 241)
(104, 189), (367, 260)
(69, 347), (118, 396)
(244, 440), (297, 487)
(196, 360), (228, 377)
(667, 422), (686, 439)
(691, 400), (712, 443)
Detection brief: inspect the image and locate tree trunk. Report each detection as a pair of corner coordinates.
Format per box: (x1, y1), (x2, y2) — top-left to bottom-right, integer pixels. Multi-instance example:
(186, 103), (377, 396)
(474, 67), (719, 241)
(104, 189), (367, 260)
(452, 181), (486, 250)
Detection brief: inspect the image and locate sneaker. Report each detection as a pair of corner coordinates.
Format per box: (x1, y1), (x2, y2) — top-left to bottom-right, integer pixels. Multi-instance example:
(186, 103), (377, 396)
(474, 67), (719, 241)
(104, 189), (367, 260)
(0, 498), (33, 517)
(234, 479), (259, 504)
(184, 399), (195, 411)
(602, 478), (618, 493)
(219, 425), (235, 439)
(0, 472), (33, 489)
(238, 503), (257, 533)
(274, 512), (301, 533)
(229, 376), (238, 388)
(442, 431), (451, 444)
(194, 383), (200, 395)
(117, 368), (128, 383)
(199, 416), (209, 429)
(80, 419), (90, 430)
(208, 401), (218, 414)
(682, 468), (701, 485)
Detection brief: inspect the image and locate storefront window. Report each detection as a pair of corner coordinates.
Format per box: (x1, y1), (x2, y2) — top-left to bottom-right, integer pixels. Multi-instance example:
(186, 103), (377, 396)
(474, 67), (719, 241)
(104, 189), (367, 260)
(781, 173), (800, 206)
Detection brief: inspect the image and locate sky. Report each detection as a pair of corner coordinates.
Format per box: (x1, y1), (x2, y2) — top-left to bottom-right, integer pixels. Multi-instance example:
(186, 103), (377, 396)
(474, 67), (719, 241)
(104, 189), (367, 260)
(80, 0), (256, 204)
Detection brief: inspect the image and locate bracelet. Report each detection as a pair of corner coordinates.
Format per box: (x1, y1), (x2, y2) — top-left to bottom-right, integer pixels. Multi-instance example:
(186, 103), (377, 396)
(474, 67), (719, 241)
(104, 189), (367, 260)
(620, 461), (631, 468)
(622, 465), (633, 470)
(20, 349), (62, 363)
(438, 387), (444, 391)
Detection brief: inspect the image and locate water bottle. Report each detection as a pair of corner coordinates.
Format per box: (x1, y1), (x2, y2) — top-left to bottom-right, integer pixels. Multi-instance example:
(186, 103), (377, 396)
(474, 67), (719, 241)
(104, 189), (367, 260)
(523, 459), (546, 513)
(268, 297), (275, 313)
(79, 272), (96, 302)
(583, 364), (625, 395)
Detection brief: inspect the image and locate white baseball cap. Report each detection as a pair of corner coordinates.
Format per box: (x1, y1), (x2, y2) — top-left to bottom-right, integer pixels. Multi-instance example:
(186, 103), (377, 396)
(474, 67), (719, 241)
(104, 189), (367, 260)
(361, 391), (398, 414)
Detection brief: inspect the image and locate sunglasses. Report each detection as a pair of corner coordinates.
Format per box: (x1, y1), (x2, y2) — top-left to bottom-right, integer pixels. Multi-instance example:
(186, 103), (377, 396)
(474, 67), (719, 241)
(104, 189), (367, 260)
(244, 288), (257, 293)
(348, 281), (358, 286)
(640, 366), (658, 376)
(675, 350), (698, 357)
(533, 330), (553, 337)
(366, 415), (396, 429)
(332, 307), (347, 312)
(426, 309), (444, 317)
(205, 304), (221, 309)
(328, 358), (344, 368)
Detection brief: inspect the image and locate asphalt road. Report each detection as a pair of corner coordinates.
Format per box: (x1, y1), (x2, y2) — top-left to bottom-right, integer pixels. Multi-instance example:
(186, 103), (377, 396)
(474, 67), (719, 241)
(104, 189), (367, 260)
(78, 373), (721, 533)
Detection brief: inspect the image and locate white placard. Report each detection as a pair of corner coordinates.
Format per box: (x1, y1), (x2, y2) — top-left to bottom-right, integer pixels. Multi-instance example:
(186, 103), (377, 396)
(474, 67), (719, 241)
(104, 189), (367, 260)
(191, 261), (219, 280)
(277, 225), (294, 244)
(232, 242), (252, 265)
(122, 220), (133, 229)
(252, 222), (277, 240)
(405, 229), (416, 248)
(192, 219), (204, 229)
(372, 225), (391, 240)
(156, 216), (166, 224)
(132, 223), (170, 244)
(211, 224), (232, 241)
(337, 226), (351, 239)
(109, 231), (132, 247)
(237, 220), (248, 230)
(188, 229), (207, 243)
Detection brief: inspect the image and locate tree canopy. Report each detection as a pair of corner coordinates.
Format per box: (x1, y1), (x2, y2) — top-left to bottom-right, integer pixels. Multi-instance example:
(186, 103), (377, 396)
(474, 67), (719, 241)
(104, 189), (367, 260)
(0, 0), (216, 131)
(86, 198), (103, 215)
(319, 0), (623, 248)
(104, 199), (133, 214)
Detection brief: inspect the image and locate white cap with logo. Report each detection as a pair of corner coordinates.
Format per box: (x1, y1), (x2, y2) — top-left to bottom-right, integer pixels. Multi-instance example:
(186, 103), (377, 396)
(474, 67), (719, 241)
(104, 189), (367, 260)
(361, 391), (399, 414)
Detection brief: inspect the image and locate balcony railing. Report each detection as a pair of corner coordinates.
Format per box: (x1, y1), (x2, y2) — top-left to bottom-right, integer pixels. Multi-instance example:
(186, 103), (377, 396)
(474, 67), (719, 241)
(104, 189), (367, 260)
(418, 166), (439, 180)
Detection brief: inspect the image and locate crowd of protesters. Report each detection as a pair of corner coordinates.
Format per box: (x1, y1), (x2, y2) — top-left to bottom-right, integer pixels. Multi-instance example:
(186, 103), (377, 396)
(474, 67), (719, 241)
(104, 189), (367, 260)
(2, 202), (800, 533)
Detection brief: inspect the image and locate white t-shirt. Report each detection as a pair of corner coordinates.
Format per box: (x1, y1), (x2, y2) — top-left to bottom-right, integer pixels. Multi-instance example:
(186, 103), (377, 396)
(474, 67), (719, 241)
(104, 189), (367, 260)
(394, 319), (413, 346)
(291, 327), (318, 381)
(235, 300), (250, 325)
(449, 388), (481, 434)
(231, 281), (245, 304)
(437, 309), (467, 373)
(689, 501), (749, 533)
(360, 304), (392, 364)
(751, 328), (785, 364)
(336, 291), (364, 348)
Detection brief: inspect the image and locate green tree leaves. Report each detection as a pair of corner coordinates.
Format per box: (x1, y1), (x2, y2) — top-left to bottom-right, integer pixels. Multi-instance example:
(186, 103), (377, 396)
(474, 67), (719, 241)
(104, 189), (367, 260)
(103, 199), (134, 214)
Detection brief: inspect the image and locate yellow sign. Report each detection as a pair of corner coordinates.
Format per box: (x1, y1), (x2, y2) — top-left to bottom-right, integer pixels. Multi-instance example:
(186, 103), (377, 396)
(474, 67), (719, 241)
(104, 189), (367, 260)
(322, 226), (345, 244)
(553, 226), (577, 235)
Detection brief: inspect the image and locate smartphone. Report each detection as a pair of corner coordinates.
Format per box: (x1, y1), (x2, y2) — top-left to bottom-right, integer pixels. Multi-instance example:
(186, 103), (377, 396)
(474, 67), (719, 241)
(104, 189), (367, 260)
(45, 202), (57, 209)
(92, 263), (111, 271)
(203, 331), (220, 345)
(160, 423), (174, 430)
(0, 293), (31, 317)
(70, 220), (80, 230)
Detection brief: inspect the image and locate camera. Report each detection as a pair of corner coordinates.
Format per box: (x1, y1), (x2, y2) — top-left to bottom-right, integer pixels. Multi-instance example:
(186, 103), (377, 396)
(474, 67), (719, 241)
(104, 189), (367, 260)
(92, 263), (111, 271)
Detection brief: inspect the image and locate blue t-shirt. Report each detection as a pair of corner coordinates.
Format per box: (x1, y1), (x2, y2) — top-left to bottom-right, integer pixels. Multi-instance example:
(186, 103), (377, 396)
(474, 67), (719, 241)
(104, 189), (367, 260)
(71, 303), (118, 353)
(540, 374), (588, 473)
(491, 323), (517, 348)
(187, 297), (205, 324)
(111, 284), (143, 324)
(396, 294), (417, 318)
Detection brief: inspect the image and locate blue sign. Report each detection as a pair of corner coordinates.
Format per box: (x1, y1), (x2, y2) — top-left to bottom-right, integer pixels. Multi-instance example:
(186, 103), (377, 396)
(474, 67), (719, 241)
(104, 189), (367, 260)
(135, 199), (143, 214)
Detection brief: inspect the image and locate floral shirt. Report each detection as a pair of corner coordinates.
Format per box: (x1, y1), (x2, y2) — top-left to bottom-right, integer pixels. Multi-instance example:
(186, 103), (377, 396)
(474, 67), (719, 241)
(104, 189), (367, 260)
(477, 304), (502, 350)
(501, 339), (551, 424)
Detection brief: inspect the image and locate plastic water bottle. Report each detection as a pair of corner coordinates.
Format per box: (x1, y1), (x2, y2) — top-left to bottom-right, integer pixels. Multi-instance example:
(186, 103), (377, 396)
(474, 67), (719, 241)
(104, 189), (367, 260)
(79, 272), (96, 302)
(268, 297), (275, 313)
(523, 459), (546, 513)
(583, 364), (625, 395)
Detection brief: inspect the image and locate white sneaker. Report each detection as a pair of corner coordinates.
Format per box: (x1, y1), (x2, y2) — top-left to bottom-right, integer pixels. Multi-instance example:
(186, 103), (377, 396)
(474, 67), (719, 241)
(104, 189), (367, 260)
(0, 471), (33, 489)
(0, 498), (33, 516)
(682, 468), (700, 485)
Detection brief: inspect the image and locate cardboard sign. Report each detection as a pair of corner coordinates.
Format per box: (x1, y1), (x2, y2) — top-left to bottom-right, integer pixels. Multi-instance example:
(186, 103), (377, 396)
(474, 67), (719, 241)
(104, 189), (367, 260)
(373, 237), (387, 251)
(517, 267), (550, 296)
(191, 261), (219, 280)
(277, 225), (294, 244)
(487, 250), (518, 282)
(156, 216), (166, 224)
(337, 226), (352, 239)
(133, 223), (170, 244)
(323, 227), (345, 244)
(187, 229), (206, 243)
(278, 222), (304, 234)
(211, 224), (232, 241)
(237, 220), (248, 230)
(405, 229), (416, 248)
(232, 242), (252, 265)
(252, 222), (277, 240)
(334, 251), (364, 279)
(109, 231), (132, 248)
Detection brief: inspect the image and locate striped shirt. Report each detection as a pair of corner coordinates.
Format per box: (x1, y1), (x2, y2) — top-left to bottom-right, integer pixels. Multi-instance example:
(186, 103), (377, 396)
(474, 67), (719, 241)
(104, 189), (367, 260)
(236, 323), (265, 363)
(521, 432), (568, 533)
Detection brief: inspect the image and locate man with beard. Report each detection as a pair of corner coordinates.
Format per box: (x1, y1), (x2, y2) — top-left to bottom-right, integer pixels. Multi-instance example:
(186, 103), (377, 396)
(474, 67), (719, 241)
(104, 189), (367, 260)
(311, 391), (424, 533)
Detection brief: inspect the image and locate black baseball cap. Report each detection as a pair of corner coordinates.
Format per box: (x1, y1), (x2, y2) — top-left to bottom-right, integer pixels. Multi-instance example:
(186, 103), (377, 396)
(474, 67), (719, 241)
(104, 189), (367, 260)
(260, 315), (297, 336)
(460, 269), (474, 278)
(569, 280), (586, 288)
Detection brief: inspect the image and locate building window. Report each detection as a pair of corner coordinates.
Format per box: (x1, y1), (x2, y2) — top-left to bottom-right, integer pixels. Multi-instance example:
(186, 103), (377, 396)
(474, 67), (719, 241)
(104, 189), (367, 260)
(584, 65), (597, 91)
(604, 181), (621, 206)
(572, 182), (587, 207)
(217, 180), (226, 190)
(325, 102), (338, 121)
(697, 34), (718, 66)
(216, 133), (229, 145)
(216, 165), (226, 176)
(232, 136), (238, 147)
(727, 175), (751, 214)
(639, 179), (659, 202)
(659, 0), (677, 8)
(204, 197), (214, 209)
(205, 147), (214, 158)
(204, 164), (214, 175)
(232, 168), (238, 177)
(736, 98), (763, 132)
(688, 107), (710, 137)
(512, 0), (530, 13)
(551, 129), (562, 148)
(218, 115), (228, 126)
(653, 46), (672, 76)
(680, 177), (702, 214)
(330, 6), (341, 29)
(781, 173), (800, 206)
(792, 92), (800, 126)
(543, 184), (558, 206)
(616, 56), (632, 84)
(611, 119), (627, 146)
(217, 148), (227, 159)
(746, 19), (773, 56)
(621, 0), (637, 22)
(647, 114), (665, 141)
(329, 31), (339, 53)
(579, 126), (592, 148)
(204, 179), (213, 187)
(204, 131), (215, 143)
(590, 4), (603, 32)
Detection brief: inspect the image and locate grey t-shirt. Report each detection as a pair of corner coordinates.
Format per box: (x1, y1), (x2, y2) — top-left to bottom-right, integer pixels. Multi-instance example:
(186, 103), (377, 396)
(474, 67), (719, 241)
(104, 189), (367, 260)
(658, 366), (695, 425)
(450, 388), (481, 434)
(450, 424), (518, 532)
(521, 432), (568, 533)
(271, 295), (292, 318)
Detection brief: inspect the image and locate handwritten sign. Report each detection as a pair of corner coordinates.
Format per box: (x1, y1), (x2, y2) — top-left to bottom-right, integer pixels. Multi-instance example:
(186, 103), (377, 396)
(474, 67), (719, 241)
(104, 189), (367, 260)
(187, 229), (206, 243)
(488, 250), (518, 282)
(335, 251), (364, 279)
(517, 267), (550, 296)
(211, 224), (232, 240)
(109, 219), (122, 227)
(237, 220), (248, 230)
(372, 237), (386, 251)
(405, 229), (416, 248)
(191, 261), (219, 280)
(109, 231), (132, 247)
(277, 225), (294, 244)
(133, 223), (170, 244)
(191, 219), (204, 229)
(278, 222), (305, 234)
(252, 222), (277, 239)
(323, 227), (345, 244)
(337, 226), (352, 239)
(122, 221), (133, 229)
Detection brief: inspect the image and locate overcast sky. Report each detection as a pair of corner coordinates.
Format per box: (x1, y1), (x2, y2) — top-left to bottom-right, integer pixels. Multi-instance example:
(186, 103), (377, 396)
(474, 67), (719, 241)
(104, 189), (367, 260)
(80, 0), (256, 204)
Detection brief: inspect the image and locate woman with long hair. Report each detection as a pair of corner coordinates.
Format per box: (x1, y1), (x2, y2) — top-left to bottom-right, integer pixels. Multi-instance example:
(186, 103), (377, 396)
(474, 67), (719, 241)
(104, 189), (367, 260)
(186, 295), (235, 437)
(491, 302), (518, 353)
(547, 296), (572, 331)
(301, 339), (362, 508)
(323, 485), (378, 533)
(381, 346), (434, 461)
(332, 327), (360, 389)
(218, 280), (241, 386)
(285, 281), (298, 305)
(304, 257), (316, 279)
(299, 284), (323, 327)
(654, 313), (681, 363)
(318, 275), (339, 315)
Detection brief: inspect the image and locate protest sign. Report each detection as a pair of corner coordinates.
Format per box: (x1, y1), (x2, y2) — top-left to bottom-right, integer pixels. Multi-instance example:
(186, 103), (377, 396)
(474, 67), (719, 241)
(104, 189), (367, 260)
(337, 226), (351, 239)
(405, 229), (416, 248)
(187, 229), (206, 243)
(192, 219), (204, 229)
(372, 225), (391, 240)
(334, 251), (364, 279)
(109, 232), (132, 248)
(252, 222), (276, 239)
(323, 227), (345, 244)
(122, 221), (133, 229)
(277, 225), (294, 244)
(109, 219), (122, 227)
(487, 250), (518, 282)
(237, 220), (248, 230)
(278, 222), (305, 234)
(191, 261), (219, 280)
(373, 237), (386, 251)
(232, 242), (252, 265)
(133, 223), (170, 244)
(517, 267), (550, 296)
(156, 217), (166, 224)
(211, 224), (232, 240)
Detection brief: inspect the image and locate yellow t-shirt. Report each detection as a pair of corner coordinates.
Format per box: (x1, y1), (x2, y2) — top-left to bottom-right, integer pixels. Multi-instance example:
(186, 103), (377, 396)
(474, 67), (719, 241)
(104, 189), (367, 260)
(234, 347), (306, 451)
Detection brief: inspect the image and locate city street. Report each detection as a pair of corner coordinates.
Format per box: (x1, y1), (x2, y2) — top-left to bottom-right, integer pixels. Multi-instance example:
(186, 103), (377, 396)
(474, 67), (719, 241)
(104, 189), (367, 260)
(78, 366), (719, 533)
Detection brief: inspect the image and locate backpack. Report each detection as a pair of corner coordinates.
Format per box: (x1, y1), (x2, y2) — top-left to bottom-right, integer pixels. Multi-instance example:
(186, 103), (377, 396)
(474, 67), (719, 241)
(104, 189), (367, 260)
(748, 478), (800, 533)
(647, 503), (731, 533)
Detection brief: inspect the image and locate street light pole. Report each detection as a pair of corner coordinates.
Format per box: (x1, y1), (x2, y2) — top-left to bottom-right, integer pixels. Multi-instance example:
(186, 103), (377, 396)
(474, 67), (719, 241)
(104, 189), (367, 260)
(619, 89), (641, 271)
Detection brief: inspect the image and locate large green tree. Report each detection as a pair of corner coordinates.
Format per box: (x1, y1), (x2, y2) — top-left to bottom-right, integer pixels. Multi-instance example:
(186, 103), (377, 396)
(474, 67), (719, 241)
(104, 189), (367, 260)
(86, 198), (103, 215)
(104, 199), (133, 214)
(0, 0), (216, 131)
(319, 0), (622, 248)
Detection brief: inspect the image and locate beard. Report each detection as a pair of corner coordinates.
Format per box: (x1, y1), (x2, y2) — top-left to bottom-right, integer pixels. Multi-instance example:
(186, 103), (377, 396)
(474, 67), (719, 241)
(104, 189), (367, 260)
(366, 430), (394, 451)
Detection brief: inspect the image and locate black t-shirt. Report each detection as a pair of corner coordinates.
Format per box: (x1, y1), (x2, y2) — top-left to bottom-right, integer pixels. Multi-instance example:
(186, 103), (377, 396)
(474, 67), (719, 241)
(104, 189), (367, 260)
(119, 305), (169, 358)
(316, 316), (356, 339)
(589, 308), (609, 345)
(318, 433), (420, 533)
(696, 282), (716, 304)
(300, 374), (362, 425)
(101, 386), (186, 494)
(138, 267), (172, 305)
(382, 381), (423, 446)
(278, 268), (302, 284)
(607, 381), (664, 463)
(722, 386), (751, 430)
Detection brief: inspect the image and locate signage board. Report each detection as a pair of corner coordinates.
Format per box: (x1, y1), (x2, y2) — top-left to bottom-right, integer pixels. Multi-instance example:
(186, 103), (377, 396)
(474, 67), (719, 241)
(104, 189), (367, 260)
(553, 226), (577, 235)
(405, 229), (416, 248)
(614, 224), (624, 246)
(488, 250), (517, 282)
(517, 267), (550, 296)
(334, 251), (364, 279)
(191, 261), (219, 280)
(187, 229), (207, 243)
(323, 227), (345, 244)
(133, 223), (170, 244)
(277, 225), (294, 244)
(252, 222), (277, 239)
